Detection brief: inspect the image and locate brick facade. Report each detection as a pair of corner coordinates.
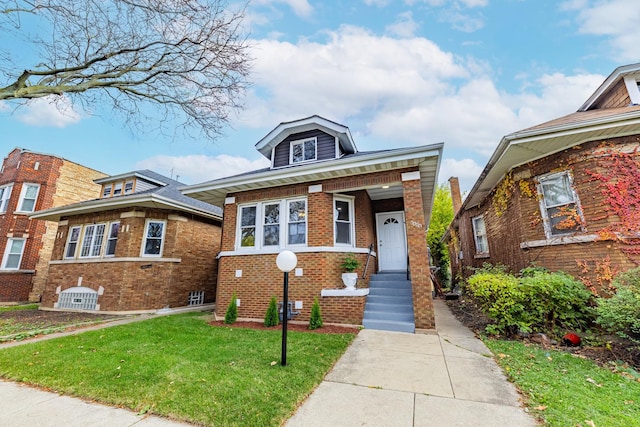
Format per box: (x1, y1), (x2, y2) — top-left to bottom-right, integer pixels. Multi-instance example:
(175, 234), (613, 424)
(217, 167), (435, 327)
(0, 148), (105, 303)
(41, 208), (221, 312)
(449, 135), (639, 289)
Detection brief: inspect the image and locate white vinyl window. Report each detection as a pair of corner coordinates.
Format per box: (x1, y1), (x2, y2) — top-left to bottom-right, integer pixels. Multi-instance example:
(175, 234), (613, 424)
(472, 215), (489, 254)
(236, 198), (307, 250)
(290, 137), (317, 164)
(105, 222), (120, 256)
(124, 180), (134, 195)
(334, 196), (354, 246)
(142, 220), (166, 256)
(80, 224), (107, 258)
(17, 183), (40, 212)
(102, 184), (112, 198)
(0, 184), (12, 213)
(537, 171), (584, 237)
(1, 238), (25, 270)
(65, 226), (82, 259)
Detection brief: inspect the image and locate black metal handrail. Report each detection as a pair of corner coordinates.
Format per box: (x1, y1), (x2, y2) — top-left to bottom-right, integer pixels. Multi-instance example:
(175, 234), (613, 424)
(362, 243), (374, 279)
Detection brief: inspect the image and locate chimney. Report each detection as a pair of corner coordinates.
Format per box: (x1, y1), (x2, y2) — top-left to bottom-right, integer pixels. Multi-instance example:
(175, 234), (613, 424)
(449, 177), (462, 215)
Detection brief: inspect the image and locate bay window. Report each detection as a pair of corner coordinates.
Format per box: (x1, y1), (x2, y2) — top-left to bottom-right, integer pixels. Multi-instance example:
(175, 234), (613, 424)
(80, 224), (106, 258)
(142, 220), (166, 256)
(65, 226), (81, 259)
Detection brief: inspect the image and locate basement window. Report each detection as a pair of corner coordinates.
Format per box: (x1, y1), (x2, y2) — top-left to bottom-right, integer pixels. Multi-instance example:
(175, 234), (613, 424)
(188, 291), (205, 306)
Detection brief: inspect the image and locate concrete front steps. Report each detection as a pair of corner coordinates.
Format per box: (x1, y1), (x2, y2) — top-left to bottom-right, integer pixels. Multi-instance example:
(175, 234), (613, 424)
(362, 272), (415, 333)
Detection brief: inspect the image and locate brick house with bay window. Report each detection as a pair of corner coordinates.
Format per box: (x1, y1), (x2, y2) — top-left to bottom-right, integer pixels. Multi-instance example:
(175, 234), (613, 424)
(0, 148), (106, 304)
(182, 116), (442, 332)
(447, 63), (640, 289)
(31, 170), (222, 313)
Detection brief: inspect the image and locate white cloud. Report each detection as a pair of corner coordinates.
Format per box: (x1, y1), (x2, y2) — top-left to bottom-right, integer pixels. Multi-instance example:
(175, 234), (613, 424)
(251, 0), (313, 18)
(385, 11), (419, 38)
(572, 0), (640, 61)
(0, 101), (9, 112)
(438, 157), (484, 194)
(14, 95), (81, 128)
(135, 154), (270, 185)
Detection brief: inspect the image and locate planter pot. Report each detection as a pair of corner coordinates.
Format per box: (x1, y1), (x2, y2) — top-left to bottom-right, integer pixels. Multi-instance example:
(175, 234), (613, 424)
(341, 272), (358, 290)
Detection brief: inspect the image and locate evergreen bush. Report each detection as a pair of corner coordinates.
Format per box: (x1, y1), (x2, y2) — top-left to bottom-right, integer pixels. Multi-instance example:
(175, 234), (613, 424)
(309, 297), (323, 330)
(264, 296), (279, 327)
(224, 293), (238, 324)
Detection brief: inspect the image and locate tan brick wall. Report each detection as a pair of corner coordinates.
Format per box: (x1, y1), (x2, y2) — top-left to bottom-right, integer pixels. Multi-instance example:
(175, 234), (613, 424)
(42, 208), (221, 311)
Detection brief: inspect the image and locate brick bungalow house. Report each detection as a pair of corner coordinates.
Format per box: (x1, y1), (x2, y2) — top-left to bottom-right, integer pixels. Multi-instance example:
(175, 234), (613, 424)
(182, 116), (442, 332)
(30, 170), (222, 313)
(447, 63), (640, 291)
(0, 148), (106, 304)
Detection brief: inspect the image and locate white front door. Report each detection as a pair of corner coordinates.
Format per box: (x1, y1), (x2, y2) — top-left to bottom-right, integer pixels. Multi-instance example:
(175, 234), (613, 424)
(376, 211), (407, 271)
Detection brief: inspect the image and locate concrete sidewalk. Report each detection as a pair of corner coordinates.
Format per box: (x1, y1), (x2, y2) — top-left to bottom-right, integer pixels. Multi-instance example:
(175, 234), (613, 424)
(286, 299), (538, 427)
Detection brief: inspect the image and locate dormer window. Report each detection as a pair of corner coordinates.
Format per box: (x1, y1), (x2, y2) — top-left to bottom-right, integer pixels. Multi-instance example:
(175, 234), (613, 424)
(290, 137), (317, 164)
(113, 182), (123, 196)
(102, 185), (112, 198)
(124, 180), (134, 194)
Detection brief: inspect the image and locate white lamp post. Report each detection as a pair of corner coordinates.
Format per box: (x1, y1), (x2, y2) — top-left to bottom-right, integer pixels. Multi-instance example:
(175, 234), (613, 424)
(276, 250), (297, 366)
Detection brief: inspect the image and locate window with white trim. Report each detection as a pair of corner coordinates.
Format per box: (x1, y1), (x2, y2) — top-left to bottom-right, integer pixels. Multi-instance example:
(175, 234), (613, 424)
(113, 182), (123, 196)
(105, 222), (120, 256)
(142, 220), (166, 256)
(124, 180), (134, 194)
(17, 183), (40, 212)
(334, 196), (354, 246)
(80, 223), (107, 258)
(65, 226), (81, 259)
(236, 198), (307, 250)
(102, 184), (112, 198)
(290, 137), (317, 164)
(472, 215), (489, 254)
(537, 171), (584, 237)
(1, 238), (25, 269)
(0, 184), (12, 213)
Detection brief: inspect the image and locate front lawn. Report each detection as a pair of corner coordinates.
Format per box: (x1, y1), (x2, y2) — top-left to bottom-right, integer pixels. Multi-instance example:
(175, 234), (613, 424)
(0, 313), (356, 426)
(486, 339), (640, 426)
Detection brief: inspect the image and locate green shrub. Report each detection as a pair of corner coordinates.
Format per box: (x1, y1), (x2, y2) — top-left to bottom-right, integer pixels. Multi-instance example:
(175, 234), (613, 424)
(224, 293), (238, 324)
(466, 269), (526, 335)
(264, 296), (279, 327)
(309, 297), (323, 330)
(519, 270), (594, 332)
(466, 266), (594, 336)
(596, 267), (640, 341)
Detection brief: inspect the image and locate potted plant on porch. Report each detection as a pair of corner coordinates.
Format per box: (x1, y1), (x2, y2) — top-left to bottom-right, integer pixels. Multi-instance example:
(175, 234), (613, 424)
(340, 253), (360, 290)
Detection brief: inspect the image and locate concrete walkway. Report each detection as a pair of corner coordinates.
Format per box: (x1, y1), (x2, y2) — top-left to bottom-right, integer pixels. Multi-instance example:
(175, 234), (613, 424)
(0, 300), (537, 426)
(286, 299), (538, 427)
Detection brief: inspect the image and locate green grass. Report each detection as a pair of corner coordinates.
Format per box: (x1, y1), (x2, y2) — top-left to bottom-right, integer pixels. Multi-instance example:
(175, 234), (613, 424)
(0, 313), (355, 426)
(486, 339), (640, 426)
(0, 304), (39, 312)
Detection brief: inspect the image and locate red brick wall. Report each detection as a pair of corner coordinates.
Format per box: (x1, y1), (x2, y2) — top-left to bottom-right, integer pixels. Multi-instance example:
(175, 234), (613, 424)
(0, 149), (105, 303)
(42, 208), (221, 312)
(450, 135), (639, 288)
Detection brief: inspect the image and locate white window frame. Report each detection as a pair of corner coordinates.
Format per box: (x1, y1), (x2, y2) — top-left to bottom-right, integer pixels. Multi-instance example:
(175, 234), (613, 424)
(141, 219), (166, 257)
(472, 215), (489, 255)
(102, 184), (112, 198)
(113, 182), (123, 196)
(64, 225), (82, 259)
(1, 238), (26, 270)
(262, 202), (281, 247)
(0, 183), (13, 213)
(105, 222), (120, 257)
(537, 171), (584, 238)
(79, 223), (107, 258)
(290, 137), (317, 164)
(124, 180), (134, 195)
(334, 195), (355, 247)
(235, 197), (308, 251)
(16, 183), (40, 213)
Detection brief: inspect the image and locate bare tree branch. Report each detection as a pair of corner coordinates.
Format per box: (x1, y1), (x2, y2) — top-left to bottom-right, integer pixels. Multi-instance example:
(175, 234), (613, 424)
(0, 0), (251, 140)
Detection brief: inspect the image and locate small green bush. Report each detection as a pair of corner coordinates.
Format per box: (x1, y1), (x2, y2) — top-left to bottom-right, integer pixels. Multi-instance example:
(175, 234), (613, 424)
(264, 296), (279, 327)
(596, 267), (640, 341)
(224, 293), (238, 324)
(309, 297), (323, 330)
(466, 266), (594, 336)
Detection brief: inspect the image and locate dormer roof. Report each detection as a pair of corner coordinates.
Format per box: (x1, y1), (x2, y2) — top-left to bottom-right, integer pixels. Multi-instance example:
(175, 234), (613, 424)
(255, 115), (356, 159)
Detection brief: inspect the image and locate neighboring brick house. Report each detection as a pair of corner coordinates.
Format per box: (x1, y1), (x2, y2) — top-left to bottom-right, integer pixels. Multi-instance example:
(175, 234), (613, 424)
(31, 170), (222, 313)
(182, 116), (442, 331)
(447, 63), (640, 291)
(0, 148), (106, 304)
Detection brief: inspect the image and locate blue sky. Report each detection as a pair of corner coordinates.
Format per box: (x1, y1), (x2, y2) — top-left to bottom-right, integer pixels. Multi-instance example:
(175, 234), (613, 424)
(1, 0), (637, 193)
